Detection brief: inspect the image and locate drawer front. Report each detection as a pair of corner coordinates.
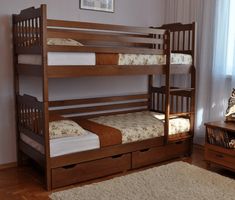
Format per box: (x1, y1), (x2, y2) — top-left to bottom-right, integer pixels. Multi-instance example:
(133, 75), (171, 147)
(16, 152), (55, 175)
(165, 140), (191, 158)
(52, 153), (131, 188)
(132, 146), (167, 169)
(205, 149), (235, 169)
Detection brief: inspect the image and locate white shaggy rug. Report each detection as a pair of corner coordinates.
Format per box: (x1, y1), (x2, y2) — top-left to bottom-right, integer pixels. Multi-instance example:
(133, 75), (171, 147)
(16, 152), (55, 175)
(50, 161), (235, 200)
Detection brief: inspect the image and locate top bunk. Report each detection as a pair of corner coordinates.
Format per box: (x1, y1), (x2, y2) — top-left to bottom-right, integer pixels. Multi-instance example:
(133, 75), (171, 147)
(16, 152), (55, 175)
(12, 4), (196, 78)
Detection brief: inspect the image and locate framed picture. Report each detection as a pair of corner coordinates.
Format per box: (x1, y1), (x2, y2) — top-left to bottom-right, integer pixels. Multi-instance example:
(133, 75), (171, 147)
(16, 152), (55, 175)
(80, 0), (114, 13)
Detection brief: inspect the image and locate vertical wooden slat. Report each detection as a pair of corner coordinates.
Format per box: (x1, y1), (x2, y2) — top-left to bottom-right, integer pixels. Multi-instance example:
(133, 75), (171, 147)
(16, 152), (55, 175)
(153, 92), (156, 110)
(186, 97), (189, 112)
(148, 75), (153, 110)
(176, 96), (179, 113)
(157, 93), (160, 111)
(181, 96), (184, 112)
(183, 31), (185, 51)
(170, 95), (174, 113)
(188, 30), (191, 50)
(177, 31), (180, 51)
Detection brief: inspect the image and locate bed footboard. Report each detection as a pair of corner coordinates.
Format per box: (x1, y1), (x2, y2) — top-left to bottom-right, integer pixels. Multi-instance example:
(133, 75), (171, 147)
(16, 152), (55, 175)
(17, 94), (45, 166)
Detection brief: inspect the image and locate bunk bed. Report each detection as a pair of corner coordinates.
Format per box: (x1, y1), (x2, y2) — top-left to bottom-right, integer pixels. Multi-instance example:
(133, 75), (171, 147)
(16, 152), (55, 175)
(12, 4), (196, 190)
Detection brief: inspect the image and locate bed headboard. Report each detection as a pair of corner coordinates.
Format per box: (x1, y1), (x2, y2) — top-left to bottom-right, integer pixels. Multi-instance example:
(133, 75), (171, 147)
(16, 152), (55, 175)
(152, 22), (196, 61)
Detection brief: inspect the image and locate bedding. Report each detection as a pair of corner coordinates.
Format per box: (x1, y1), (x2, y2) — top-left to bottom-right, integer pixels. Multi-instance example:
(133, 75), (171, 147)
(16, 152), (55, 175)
(20, 131), (100, 157)
(47, 38), (83, 46)
(97, 53), (192, 65)
(18, 53), (192, 66)
(90, 111), (190, 144)
(21, 111), (190, 156)
(49, 119), (87, 139)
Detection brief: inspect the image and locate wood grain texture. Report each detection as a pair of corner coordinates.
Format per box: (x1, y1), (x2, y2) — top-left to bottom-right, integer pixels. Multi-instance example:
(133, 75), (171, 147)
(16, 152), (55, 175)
(205, 122), (235, 172)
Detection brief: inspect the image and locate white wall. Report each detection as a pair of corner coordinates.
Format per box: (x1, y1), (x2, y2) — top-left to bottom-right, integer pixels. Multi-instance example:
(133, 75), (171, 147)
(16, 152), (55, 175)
(0, 0), (165, 165)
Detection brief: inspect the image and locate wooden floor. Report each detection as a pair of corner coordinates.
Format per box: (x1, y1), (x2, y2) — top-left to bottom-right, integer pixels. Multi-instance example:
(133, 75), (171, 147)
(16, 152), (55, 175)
(0, 145), (235, 200)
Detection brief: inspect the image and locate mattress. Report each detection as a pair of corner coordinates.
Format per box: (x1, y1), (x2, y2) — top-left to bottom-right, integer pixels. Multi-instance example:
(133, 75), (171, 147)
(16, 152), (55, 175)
(20, 131), (100, 157)
(18, 52), (96, 66)
(90, 111), (190, 144)
(18, 53), (192, 66)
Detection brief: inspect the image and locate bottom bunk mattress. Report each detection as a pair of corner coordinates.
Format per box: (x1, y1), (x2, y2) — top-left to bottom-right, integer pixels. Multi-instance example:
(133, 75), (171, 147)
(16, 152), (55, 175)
(20, 131), (100, 157)
(20, 111), (190, 157)
(89, 111), (190, 144)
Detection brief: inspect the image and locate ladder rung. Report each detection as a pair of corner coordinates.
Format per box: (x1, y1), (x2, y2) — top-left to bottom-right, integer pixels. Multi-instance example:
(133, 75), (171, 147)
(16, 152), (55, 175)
(170, 87), (194, 92)
(170, 112), (193, 117)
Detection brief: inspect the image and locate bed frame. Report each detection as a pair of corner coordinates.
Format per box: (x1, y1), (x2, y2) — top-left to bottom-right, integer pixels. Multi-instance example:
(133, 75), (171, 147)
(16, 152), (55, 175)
(12, 4), (196, 190)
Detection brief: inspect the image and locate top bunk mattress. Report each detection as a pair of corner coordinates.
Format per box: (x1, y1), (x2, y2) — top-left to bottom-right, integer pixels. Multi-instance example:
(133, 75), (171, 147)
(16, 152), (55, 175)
(90, 111), (190, 144)
(18, 53), (192, 66)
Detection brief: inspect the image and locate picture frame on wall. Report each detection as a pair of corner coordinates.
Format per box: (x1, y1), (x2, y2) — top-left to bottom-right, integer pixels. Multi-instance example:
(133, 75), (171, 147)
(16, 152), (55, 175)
(80, 0), (114, 13)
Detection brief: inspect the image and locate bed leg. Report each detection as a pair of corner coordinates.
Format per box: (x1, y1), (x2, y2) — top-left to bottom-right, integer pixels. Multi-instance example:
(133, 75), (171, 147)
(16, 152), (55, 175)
(17, 151), (30, 166)
(206, 161), (211, 169)
(17, 150), (24, 166)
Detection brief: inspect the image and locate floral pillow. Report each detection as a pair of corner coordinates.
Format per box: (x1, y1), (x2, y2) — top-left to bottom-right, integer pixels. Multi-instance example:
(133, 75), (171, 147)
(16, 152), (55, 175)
(49, 120), (87, 139)
(47, 38), (84, 46)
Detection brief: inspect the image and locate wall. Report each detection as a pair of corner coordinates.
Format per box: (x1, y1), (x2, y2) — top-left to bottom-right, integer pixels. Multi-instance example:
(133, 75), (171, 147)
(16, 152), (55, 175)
(0, 0), (165, 165)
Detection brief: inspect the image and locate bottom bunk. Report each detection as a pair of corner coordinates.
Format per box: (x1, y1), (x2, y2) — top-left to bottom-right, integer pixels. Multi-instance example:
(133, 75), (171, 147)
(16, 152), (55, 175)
(16, 93), (194, 189)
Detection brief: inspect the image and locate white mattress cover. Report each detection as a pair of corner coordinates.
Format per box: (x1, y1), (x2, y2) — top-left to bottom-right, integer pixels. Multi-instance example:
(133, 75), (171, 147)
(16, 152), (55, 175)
(20, 131), (100, 157)
(18, 52), (96, 66)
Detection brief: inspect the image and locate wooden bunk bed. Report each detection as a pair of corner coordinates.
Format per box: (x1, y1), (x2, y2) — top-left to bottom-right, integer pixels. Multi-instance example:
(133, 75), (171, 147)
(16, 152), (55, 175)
(12, 5), (196, 190)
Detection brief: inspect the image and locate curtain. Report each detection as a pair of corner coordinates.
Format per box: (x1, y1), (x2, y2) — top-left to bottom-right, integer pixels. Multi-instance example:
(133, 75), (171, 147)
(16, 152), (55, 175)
(209, 0), (230, 121)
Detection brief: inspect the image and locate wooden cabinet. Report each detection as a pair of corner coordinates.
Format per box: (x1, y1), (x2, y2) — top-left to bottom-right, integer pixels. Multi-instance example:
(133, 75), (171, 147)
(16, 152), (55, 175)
(205, 121), (235, 171)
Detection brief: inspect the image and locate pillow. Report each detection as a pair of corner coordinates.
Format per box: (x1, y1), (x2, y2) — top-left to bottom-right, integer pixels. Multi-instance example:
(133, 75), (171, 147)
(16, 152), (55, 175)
(47, 38), (84, 46)
(49, 120), (87, 139)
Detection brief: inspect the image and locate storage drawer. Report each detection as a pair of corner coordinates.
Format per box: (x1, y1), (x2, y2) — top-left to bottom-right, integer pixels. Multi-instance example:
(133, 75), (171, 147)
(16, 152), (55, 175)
(165, 140), (190, 158)
(205, 149), (235, 170)
(132, 146), (166, 169)
(52, 153), (131, 188)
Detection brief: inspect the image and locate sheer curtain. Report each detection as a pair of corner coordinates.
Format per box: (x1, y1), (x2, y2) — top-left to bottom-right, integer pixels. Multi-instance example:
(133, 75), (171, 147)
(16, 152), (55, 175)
(164, 0), (235, 144)
(209, 0), (230, 120)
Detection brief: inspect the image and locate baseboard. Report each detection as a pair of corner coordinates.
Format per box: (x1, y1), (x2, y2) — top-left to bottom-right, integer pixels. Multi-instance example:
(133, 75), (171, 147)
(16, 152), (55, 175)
(0, 162), (17, 170)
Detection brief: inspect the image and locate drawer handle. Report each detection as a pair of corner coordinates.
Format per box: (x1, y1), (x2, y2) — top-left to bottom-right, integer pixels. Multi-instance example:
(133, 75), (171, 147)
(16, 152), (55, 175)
(175, 141), (184, 145)
(62, 164), (77, 169)
(215, 154), (224, 158)
(140, 148), (150, 152)
(112, 154), (123, 159)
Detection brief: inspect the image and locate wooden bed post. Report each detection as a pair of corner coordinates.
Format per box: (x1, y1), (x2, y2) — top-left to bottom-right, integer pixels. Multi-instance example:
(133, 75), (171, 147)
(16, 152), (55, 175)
(164, 30), (171, 144)
(189, 22), (197, 155)
(40, 4), (51, 190)
(12, 14), (22, 166)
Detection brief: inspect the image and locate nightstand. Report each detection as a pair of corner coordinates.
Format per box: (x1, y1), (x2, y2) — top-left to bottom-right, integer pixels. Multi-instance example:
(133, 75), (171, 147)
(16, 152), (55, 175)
(204, 121), (235, 171)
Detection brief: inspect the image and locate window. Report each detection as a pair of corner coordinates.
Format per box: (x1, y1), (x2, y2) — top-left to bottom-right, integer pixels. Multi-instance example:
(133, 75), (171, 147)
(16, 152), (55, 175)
(226, 0), (235, 75)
